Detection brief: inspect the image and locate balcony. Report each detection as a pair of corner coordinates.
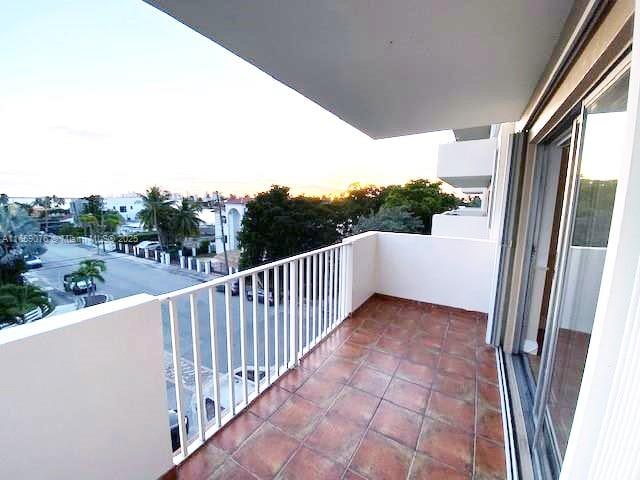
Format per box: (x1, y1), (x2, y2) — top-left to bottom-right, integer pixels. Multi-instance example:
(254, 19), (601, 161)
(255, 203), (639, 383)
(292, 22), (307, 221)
(0, 231), (503, 479)
(436, 138), (497, 190)
(166, 296), (504, 480)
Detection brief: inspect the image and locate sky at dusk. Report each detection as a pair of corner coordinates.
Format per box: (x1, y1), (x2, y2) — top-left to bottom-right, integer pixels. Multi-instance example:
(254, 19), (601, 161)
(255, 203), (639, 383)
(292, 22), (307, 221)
(0, 0), (455, 199)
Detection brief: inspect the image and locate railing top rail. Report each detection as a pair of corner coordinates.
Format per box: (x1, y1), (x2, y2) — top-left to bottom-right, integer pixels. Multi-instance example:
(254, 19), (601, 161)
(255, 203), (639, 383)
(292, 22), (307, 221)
(158, 241), (348, 301)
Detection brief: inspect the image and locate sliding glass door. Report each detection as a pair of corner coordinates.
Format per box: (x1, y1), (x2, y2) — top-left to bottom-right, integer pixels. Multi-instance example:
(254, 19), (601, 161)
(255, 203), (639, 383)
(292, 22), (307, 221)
(531, 67), (629, 476)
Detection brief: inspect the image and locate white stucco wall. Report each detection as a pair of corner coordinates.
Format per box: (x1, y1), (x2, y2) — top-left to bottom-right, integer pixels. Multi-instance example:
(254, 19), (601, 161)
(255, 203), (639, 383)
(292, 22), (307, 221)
(431, 214), (489, 239)
(0, 295), (173, 480)
(437, 137), (497, 188)
(343, 232), (378, 311)
(214, 202), (246, 253)
(103, 196), (144, 222)
(373, 232), (497, 313)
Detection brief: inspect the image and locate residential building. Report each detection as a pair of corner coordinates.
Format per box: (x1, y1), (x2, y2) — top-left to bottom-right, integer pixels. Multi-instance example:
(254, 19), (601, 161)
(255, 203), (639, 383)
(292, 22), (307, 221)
(103, 195), (145, 223)
(213, 199), (247, 252)
(2, 2), (640, 480)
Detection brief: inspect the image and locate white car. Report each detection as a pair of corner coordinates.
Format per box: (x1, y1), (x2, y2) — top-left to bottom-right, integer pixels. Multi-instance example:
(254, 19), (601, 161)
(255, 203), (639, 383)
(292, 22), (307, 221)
(135, 240), (161, 250)
(190, 366), (269, 423)
(24, 255), (43, 269)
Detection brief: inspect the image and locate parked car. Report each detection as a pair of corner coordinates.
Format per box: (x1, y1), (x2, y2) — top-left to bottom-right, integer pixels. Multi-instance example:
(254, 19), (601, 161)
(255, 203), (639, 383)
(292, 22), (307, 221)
(135, 240), (161, 251)
(247, 287), (274, 305)
(24, 255), (42, 269)
(215, 279), (240, 296)
(63, 274), (95, 295)
(168, 409), (189, 452)
(190, 366), (269, 424)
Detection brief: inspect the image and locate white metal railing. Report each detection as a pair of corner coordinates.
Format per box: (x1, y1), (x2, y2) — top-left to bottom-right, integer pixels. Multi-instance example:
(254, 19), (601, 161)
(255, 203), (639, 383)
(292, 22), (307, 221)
(158, 242), (352, 463)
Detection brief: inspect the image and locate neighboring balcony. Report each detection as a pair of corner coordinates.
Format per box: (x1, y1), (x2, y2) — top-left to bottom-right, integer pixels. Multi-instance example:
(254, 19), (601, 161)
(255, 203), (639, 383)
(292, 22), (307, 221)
(0, 231), (504, 480)
(437, 138), (497, 190)
(432, 209), (490, 240)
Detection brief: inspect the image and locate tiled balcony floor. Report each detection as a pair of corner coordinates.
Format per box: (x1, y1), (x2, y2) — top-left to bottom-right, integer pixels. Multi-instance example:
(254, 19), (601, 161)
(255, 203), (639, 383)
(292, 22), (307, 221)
(165, 295), (506, 480)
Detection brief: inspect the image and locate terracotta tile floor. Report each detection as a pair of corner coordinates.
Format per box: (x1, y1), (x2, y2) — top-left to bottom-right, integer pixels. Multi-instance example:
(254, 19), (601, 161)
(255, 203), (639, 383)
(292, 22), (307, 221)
(163, 295), (506, 480)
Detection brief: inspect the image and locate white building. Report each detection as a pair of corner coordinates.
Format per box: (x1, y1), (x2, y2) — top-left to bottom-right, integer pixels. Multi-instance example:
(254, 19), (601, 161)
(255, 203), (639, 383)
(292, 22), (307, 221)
(4, 2), (640, 480)
(102, 195), (145, 223)
(213, 199), (246, 252)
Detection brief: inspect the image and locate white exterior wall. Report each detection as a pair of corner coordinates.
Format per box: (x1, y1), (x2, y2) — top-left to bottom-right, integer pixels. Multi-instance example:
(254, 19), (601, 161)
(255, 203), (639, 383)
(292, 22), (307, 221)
(214, 202), (246, 253)
(431, 214), (489, 239)
(0, 295), (172, 480)
(343, 232), (378, 311)
(437, 137), (497, 188)
(103, 195), (144, 222)
(372, 232), (497, 313)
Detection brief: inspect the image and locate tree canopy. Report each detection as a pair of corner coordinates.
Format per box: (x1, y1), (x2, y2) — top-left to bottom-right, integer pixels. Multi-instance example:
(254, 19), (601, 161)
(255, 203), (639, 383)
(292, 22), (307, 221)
(138, 186), (203, 248)
(238, 179), (459, 269)
(383, 179), (459, 234)
(0, 284), (50, 324)
(353, 206), (424, 234)
(238, 185), (341, 268)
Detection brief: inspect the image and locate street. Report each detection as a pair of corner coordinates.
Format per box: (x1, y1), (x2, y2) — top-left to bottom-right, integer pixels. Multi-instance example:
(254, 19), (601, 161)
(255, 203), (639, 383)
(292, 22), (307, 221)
(28, 240), (320, 437)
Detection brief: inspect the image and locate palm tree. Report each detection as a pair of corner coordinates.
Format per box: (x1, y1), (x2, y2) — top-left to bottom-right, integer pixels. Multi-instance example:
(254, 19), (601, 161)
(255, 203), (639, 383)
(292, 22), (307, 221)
(70, 259), (106, 297)
(173, 198), (203, 242)
(79, 213), (98, 249)
(0, 284), (50, 325)
(138, 186), (174, 250)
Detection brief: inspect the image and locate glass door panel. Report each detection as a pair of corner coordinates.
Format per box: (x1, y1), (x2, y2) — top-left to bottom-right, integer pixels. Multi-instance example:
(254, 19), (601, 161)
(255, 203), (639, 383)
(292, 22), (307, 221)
(538, 69), (629, 465)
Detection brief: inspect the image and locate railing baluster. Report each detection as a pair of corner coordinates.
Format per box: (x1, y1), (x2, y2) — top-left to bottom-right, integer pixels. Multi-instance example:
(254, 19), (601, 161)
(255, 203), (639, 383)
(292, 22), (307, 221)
(224, 284), (235, 415)
(339, 247), (345, 320)
(323, 251), (328, 335)
(284, 263), (289, 368)
(306, 256), (311, 349)
(312, 254), (317, 345)
(264, 268), (270, 385)
(239, 277), (248, 406)
(290, 261), (298, 366)
(329, 249), (334, 329)
(298, 258), (304, 355)
(207, 287), (221, 429)
(189, 293), (205, 442)
(333, 249), (340, 325)
(168, 299), (188, 457)
(251, 274), (260, 397)
(274, 266), (280, 376)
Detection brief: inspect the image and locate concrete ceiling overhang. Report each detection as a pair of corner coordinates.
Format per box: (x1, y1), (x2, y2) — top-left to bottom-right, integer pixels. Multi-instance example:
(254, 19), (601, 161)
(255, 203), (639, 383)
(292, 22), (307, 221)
(144, 0), (574, 139)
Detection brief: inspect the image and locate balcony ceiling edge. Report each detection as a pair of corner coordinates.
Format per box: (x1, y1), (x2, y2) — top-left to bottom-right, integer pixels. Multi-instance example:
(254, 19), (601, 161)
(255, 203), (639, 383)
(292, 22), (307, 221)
(144, 0), (574, 139)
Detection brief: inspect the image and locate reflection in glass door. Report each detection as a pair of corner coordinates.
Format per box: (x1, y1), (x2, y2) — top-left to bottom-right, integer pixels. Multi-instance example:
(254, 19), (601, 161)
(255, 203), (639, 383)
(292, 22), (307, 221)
(533, 69), (629, 475)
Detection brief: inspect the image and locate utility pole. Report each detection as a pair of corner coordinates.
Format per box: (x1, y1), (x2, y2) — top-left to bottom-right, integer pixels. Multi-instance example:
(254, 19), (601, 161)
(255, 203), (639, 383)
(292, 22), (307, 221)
(214, 191), (230, 275)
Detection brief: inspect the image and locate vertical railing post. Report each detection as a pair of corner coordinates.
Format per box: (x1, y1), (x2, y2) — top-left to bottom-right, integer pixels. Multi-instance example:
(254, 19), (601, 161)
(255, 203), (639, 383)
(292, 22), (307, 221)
(251, 273), (260, 397)
(207, 287), (222, 429)
(239, 276), (248, 405)
(283, 264), (289, 369)
(264, 269), (270, 385)
(342, 242), (354, 319)
(168, 300), (188, 458)
(289, 261), (298, 366)
(274, 266), (280, 376)
(189, 293), (205, 443)
(298, 259), (304, 355)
